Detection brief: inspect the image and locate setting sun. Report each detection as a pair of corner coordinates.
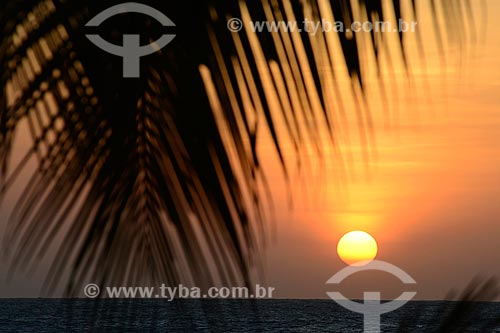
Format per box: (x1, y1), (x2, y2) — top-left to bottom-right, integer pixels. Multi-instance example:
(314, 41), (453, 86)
(337, 231), (378, 266)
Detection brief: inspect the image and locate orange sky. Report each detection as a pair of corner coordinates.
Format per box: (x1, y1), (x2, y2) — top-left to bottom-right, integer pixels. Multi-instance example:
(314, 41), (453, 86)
(260, 0), (500, 299)
(1, 0), (499, 300)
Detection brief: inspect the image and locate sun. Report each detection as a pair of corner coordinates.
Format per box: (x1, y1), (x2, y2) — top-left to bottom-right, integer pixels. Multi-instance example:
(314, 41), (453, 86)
(337, 231), (378, 266)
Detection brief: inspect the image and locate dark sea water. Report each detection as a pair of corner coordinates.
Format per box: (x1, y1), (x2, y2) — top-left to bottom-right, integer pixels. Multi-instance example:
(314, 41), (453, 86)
(0, 299), (499, 332)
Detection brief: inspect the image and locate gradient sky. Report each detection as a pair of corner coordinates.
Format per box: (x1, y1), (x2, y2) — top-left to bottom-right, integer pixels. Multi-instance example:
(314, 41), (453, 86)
(1, 0), (500, 299)
(261, 0), (500, 300)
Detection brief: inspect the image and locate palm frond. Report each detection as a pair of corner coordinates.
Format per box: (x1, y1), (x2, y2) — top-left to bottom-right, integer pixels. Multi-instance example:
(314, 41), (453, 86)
(397, 277), (500, 332)
(0, 0), (477, 295)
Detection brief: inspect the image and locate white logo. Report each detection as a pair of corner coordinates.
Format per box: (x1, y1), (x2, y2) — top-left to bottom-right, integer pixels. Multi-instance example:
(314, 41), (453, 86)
(86, 2), (176, 78)
(326, 260), (417, 332)
(83, 283), (100, 298)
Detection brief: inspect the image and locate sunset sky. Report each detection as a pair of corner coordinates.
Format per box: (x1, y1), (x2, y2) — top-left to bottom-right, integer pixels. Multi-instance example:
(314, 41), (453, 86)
(1, 0), (500, 300)
(261, 0), (500, 300)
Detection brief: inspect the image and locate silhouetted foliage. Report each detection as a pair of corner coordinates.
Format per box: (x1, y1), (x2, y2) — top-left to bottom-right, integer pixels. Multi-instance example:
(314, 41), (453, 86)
(0, 0), (479, 297)
(397, 277), (500, 332)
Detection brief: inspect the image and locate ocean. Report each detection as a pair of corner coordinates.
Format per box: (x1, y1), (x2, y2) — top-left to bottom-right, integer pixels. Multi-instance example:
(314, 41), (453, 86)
(0, 299), (499, 332)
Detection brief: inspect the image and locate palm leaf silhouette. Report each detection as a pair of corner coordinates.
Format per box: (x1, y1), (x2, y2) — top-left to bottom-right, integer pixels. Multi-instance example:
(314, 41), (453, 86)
(397, 277), (500, 332)
(0, 0), (476, 296)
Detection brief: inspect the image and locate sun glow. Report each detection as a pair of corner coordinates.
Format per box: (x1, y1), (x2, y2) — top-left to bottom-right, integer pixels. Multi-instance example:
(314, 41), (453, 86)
(337, 231), (378, 266)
